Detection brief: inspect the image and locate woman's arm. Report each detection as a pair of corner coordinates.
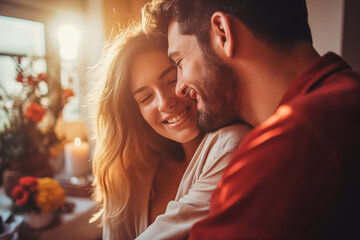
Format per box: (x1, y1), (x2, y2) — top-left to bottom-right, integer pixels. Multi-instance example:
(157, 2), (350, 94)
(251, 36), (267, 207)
(136, 124), (251, 240)
(136, 151), (236, 240)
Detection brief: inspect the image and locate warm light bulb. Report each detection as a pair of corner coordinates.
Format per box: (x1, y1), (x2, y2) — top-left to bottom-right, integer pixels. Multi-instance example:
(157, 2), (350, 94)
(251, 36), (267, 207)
(58, 25), (80, 60)
(74, 137), (81, 147)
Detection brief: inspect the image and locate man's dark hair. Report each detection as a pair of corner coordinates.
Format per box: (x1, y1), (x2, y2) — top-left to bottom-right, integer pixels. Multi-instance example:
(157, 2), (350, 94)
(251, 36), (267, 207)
(143, 0), (312, 49)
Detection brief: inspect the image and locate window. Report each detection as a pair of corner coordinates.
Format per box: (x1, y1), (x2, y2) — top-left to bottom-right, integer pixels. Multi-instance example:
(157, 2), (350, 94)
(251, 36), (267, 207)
(0, 15), (81, 122)
(0, 15), (46, 95)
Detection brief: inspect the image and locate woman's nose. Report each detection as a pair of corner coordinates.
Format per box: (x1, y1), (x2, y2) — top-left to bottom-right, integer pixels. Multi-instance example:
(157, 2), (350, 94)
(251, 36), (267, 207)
(157, 92), (176, 112)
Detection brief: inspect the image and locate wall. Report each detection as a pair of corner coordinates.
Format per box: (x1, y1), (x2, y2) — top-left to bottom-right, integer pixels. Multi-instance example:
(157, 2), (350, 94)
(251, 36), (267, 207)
(307, 0), (360, 72)
(342, 0), (360, 72)
(307, 0), (345, 56)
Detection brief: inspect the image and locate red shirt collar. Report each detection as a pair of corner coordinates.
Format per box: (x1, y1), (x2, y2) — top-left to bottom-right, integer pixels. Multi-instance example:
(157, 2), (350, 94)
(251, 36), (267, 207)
(279, 52), (351, 106)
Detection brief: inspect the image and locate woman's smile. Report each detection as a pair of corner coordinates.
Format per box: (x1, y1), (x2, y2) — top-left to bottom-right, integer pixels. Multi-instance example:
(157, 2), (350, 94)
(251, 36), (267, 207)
(163, 106), (190, 125)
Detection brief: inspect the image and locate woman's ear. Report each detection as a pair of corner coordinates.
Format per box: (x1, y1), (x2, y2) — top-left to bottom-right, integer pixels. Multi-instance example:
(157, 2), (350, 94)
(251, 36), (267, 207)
(210, 12), (234, 57)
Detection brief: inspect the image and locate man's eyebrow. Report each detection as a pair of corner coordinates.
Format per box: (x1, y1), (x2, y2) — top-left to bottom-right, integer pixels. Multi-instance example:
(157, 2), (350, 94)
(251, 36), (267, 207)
(158, 65), (176, 80)
(133, 87), (147, 96)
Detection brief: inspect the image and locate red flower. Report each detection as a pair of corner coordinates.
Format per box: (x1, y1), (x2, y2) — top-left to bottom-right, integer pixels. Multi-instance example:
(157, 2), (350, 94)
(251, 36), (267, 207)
(37, 73), (48, 83)
(16, 73), (24, 83)
(27, 76), (35, 85)
(11, 185), (30, 206)
(12, 185), (24, 199)
(16, 191), (30, 206)
(19, 176), (38, 191)
(25, 103), (46, 123)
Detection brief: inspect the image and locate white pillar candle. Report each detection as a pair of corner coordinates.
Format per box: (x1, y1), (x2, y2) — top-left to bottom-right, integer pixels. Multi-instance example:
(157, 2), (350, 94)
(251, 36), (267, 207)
(64, 137), (90, 177)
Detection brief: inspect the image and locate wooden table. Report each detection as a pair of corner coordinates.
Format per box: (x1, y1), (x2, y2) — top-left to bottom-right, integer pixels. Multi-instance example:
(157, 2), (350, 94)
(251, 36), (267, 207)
(0, 188), (102, 240)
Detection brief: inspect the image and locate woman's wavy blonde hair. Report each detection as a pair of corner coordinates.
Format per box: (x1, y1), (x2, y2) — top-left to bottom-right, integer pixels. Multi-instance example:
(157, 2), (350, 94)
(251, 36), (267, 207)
(88, 21), (183, 231)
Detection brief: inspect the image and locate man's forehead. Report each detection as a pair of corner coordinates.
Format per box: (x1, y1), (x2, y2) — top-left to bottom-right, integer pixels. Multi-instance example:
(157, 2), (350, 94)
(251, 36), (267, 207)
(168, 20), (180, 39)
(167, 21), (181, 56)
(167, 21), (195, 58)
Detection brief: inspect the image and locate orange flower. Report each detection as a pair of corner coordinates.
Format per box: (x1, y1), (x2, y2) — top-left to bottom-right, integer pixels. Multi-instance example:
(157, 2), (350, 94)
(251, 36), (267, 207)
(25, 103), (46, 123)
(36, 178), (65, 212)
(37, 73), (48, 83)
(16, 72), (24, 83)
(62, 89), (75, 104)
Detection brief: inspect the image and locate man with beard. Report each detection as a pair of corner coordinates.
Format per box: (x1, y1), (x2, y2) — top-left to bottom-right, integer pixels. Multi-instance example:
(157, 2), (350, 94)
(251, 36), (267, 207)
(142, 0), (360, 239)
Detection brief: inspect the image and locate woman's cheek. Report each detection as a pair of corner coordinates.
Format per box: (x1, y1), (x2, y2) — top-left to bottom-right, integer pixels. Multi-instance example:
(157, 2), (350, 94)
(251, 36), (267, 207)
(140, 105), (155, 124)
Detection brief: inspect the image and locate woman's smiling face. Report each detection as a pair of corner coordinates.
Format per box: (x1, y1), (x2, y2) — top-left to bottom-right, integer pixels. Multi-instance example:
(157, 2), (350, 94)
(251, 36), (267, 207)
(131, 49), (200, 143)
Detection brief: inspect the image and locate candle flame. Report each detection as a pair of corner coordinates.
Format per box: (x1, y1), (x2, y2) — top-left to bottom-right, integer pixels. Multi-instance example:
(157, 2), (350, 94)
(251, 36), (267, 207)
(74, 137), (81, 146)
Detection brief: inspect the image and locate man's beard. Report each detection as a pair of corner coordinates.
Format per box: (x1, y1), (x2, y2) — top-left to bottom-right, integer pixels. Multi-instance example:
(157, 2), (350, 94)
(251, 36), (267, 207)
(196, 46), (240, 132)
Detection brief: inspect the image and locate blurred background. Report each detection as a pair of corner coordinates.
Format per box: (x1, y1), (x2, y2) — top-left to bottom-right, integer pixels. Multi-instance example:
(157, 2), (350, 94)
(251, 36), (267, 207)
(0, 0), (359, 239)
(0, 0), (359, 139)
(0, 0), (149, 141)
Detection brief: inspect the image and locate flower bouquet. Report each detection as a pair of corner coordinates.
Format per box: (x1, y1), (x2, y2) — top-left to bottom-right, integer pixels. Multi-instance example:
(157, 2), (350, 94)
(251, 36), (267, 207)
(11, 176), (66, 229)
(0, 56), (74, 160)
(0, 56), (74, 192)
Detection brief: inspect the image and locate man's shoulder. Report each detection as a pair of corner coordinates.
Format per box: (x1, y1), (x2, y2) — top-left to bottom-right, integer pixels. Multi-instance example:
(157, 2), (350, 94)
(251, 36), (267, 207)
(287, 68), (360, 142)
(238, 107), (316, 153)
(292, 61), (360, 112)
(234, 77), (360, 165)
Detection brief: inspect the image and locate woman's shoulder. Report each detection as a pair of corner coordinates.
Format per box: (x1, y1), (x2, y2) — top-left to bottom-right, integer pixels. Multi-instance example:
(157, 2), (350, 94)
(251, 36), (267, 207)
(203, 123), (252, 155)
(207, 123), (252, 145)
(211, 123), (252, 137)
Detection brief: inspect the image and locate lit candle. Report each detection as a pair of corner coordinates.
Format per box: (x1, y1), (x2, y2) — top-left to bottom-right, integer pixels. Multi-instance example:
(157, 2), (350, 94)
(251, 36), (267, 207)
(64, 137), (90, 177)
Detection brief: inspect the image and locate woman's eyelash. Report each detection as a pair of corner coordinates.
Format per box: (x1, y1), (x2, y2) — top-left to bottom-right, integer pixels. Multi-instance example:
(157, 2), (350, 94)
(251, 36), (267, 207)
(175, 59), (182, 68)
(168, 79), (177, 85)
(140, 95), (152, 103)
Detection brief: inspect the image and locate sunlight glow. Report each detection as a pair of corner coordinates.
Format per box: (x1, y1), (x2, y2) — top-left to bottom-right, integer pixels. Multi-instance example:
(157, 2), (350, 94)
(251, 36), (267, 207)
(58, 25), (80, 60)
(261, 105), (293, 128)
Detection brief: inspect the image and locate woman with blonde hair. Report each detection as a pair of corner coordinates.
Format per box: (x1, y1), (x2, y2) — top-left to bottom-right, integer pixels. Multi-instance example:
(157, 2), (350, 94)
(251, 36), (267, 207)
(89, 22), (251, 239)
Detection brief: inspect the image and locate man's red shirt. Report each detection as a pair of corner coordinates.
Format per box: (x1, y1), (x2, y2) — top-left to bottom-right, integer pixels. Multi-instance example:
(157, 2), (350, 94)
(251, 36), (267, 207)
(190, 53), (360, 239)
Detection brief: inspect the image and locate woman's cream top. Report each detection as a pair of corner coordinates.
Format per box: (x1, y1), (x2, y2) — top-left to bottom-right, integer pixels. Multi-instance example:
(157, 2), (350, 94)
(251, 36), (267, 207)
(103, 124), (251, 240)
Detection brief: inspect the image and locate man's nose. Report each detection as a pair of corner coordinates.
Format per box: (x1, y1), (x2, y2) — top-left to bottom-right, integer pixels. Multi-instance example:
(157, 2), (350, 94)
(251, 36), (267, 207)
(175, 76), (188, 97)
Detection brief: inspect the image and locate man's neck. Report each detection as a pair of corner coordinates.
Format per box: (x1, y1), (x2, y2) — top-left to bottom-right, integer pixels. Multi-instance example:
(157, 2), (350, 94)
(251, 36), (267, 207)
(234, 42), (320, 126)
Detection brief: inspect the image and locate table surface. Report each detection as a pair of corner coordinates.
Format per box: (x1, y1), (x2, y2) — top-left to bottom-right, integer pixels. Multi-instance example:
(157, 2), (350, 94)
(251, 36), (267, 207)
(0, 187), (102, 240)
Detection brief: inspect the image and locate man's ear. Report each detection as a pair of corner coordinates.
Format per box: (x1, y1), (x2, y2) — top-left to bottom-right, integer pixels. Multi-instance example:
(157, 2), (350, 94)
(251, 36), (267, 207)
(210, 12), (234, 57)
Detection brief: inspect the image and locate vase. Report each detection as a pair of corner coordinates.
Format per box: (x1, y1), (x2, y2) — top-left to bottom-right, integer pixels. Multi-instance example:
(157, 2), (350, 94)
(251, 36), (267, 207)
(2, 153), (54, 198)
(23, 211), (54, 229)
(2, 170), (24, 198)
(8, 153), (53, 177)
(0, 157), (10, 186)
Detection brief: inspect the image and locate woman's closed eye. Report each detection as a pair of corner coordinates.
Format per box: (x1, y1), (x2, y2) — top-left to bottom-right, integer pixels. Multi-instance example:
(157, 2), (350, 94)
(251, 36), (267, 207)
(140, 94), (153, 104)
(167, 79), (177, 86)
(174, 59), (182, 69)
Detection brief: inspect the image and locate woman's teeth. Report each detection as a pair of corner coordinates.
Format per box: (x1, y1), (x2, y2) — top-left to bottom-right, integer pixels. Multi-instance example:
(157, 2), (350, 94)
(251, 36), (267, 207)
(167, 108), (188, 124)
